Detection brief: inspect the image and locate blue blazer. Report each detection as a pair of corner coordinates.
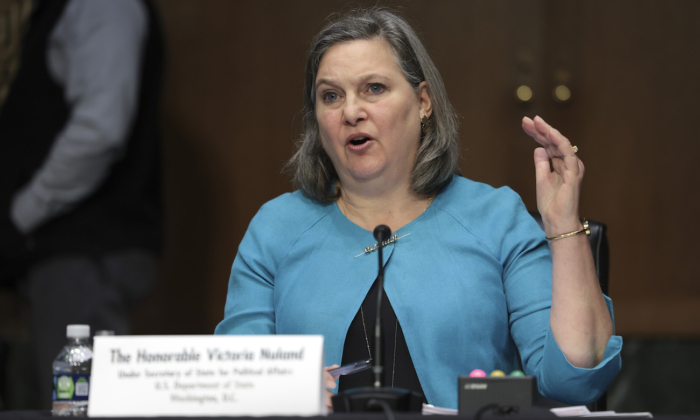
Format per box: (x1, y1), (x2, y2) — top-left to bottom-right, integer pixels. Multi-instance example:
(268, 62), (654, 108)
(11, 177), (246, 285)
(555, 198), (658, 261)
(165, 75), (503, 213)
(215, 175), (622, 408)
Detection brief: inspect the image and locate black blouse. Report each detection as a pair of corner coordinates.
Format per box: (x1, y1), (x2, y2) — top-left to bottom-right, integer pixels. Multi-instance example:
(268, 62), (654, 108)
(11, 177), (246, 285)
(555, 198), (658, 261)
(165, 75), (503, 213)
(338, 278), (426, 401)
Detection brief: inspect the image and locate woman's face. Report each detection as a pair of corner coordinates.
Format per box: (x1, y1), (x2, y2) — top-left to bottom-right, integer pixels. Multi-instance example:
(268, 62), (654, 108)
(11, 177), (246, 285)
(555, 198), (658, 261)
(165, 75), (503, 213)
(315, 38), (431, 191)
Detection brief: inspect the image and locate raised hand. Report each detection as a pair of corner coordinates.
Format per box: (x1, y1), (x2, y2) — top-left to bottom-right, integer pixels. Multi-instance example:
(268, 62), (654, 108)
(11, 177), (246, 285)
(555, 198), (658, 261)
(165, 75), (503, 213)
(522, 116), (614, 369)
(521, 115), (583, 236)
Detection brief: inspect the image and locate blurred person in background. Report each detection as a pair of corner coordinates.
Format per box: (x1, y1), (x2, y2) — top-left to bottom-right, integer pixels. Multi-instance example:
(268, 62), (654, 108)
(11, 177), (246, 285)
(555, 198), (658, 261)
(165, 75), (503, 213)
(0, 0), (163, 408)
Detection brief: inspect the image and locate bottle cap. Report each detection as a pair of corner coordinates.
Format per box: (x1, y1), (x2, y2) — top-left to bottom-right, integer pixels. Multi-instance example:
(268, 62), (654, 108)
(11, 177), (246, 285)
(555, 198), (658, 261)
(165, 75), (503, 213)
(95, 330), (115, 336)
(469, 369), (487, 377)
(67, 325), (90, 338)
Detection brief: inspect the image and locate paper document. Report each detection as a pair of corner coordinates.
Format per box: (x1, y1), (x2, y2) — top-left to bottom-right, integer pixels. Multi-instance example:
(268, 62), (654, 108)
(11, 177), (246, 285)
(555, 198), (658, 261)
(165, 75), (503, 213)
(551, 406), (653, 418)
(422, 403), (458, 415)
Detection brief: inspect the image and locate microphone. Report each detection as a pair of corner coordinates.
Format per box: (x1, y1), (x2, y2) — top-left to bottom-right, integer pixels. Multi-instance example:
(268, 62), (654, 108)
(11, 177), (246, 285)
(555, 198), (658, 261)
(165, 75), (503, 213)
(371, 225), (391, 388)
(331, 224), (423, 413)
(373, 224), (391, 242)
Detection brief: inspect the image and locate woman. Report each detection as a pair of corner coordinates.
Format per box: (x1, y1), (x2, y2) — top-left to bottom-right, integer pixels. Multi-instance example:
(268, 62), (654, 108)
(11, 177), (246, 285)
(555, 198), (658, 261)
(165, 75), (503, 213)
(215, 8), (621, 410)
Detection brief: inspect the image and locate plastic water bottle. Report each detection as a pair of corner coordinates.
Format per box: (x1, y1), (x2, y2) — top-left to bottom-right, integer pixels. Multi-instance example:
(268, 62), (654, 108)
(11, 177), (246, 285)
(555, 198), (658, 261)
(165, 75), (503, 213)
(52, 325), (93, 416)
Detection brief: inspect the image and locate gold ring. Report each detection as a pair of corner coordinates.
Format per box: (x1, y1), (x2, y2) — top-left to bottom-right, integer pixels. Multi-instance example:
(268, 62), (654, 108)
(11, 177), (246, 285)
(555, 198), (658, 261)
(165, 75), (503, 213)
(572, 145), (579, 154)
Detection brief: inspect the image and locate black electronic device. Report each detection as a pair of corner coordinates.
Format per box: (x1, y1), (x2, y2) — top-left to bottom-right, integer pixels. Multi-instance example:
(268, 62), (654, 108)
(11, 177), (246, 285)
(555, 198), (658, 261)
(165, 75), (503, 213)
(328, 358), (373, 376)
(458, 375), (535, 415)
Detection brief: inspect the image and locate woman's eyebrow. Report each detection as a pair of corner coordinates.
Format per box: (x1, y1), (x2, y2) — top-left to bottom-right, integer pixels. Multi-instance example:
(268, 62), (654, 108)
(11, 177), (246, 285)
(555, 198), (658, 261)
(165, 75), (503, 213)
(316, 73), (391, 91)
(315, 78), (338, 90)
(358, 73), (389, 83)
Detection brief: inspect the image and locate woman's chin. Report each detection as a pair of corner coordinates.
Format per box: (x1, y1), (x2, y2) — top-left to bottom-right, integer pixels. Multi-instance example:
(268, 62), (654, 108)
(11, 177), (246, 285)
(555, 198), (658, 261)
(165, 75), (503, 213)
(341, 165), (383, 181)
(342, 169), (403, 189)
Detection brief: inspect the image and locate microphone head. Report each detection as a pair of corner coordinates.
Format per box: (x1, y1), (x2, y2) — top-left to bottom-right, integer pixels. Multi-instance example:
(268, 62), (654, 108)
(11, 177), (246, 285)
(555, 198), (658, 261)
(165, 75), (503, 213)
(373, 224), (392, 242)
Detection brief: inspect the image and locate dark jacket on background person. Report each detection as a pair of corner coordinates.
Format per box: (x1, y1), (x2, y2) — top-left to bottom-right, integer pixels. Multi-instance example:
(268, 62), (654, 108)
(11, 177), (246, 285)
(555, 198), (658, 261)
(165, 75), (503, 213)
(0, 0), (163, 285)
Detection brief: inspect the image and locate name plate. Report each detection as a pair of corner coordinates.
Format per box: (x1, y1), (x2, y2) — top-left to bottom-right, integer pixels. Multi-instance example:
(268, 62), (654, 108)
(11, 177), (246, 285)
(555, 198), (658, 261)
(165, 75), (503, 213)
(88, 335), (325, 417)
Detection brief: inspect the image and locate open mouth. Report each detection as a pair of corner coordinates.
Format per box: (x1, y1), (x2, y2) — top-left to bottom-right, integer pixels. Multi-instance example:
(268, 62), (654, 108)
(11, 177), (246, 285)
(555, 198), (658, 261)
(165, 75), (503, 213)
(349, 137), (370, 146)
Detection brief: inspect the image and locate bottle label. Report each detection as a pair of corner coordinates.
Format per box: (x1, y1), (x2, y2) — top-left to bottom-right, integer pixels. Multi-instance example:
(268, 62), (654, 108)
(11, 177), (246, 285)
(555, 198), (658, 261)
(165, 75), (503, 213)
(53, 374), (90, 401)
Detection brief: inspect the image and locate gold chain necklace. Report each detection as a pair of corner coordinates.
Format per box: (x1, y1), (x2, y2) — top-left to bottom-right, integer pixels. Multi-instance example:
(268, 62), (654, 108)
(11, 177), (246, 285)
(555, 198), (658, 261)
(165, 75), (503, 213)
(360, 306), (398, 388)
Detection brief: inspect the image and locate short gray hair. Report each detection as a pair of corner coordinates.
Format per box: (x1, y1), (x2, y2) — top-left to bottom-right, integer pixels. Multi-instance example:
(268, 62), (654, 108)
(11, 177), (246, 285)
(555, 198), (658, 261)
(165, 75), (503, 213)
(287, 7), (460, 202)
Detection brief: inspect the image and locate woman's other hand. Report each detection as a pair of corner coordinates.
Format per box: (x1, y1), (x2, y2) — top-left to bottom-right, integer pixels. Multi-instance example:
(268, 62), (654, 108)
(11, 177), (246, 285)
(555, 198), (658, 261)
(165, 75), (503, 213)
(522, 115), (583, 236)
(522, 115), (613, 369)
(325, 365), (340, 413)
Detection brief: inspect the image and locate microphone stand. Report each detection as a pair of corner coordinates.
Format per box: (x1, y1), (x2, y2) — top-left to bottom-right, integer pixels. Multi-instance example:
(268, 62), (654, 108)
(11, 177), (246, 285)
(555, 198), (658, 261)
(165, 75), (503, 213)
(331, 225), (423, 413)
(372, 225), (386, 388)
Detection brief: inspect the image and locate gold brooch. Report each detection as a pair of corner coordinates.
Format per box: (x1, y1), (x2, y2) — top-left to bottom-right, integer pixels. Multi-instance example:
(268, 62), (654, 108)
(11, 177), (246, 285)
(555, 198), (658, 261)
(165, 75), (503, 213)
(354, 233), (411, 258)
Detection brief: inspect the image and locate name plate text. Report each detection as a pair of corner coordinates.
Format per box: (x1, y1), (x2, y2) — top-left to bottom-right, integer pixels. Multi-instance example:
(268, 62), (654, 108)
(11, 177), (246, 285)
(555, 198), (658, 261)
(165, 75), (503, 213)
(88, 335), (325, 416)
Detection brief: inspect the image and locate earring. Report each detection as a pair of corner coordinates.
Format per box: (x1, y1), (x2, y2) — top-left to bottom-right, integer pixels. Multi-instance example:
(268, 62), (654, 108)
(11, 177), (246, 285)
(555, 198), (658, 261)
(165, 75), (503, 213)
(421, 115), (431, 134)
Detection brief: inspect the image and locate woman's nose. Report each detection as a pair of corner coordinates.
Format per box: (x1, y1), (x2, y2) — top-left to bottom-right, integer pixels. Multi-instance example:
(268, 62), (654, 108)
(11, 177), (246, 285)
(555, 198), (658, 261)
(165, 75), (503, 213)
(342, 96), (366, 125)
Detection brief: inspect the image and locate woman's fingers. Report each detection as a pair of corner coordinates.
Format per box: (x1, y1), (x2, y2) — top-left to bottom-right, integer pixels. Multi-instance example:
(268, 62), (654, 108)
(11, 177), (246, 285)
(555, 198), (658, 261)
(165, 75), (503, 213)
(326, 390), (334, 413)
(522, 117), (548, 147)
(324, 365), (340, 388)
(533, 147), (551, 182)
(522, 116), (556, 149)
(523, 116), (568, 154)
(524, 116), (584, 225)
(523, 116), (581, 177)
(532, 116), (578, 159)
(323, 365), (339, 413)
